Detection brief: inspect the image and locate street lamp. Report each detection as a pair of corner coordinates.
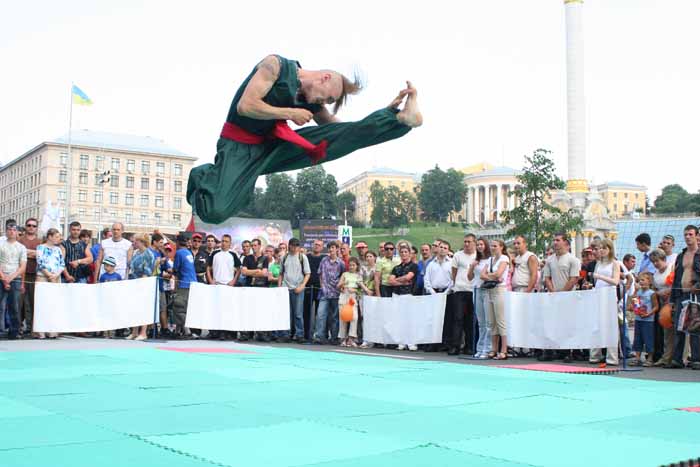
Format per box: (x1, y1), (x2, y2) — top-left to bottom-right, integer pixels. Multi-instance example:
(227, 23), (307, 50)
(98, 170), (110, 241)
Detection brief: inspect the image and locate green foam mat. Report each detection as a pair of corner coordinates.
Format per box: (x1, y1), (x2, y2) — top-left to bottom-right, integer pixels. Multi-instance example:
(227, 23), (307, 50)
(0, 415), (124, 450)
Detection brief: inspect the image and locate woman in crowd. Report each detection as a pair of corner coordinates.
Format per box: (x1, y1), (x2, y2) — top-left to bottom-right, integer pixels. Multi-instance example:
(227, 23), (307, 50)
(589, 238), (621, 365)
(481, 239), (510, 360)
(650, 248), (675, 367)
(359, 250), (377, 349)
(468, 237), (492, 359)
(127, 234), (155, 341)
(36, 228), (65, 339)
(338, 257), (372, 347)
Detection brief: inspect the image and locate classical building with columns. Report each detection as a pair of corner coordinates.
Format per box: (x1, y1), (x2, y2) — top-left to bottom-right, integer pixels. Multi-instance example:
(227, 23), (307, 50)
(461, 165), (521, 225)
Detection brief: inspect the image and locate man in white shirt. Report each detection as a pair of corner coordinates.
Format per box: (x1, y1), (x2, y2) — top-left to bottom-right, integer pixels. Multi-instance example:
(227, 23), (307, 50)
(659, 234), (677, 267)
(424, 240), (455, 353)
(512, 235), (538, 293)
(449, 234), (477, 356)
(95, 223), (133, 281)
(0, 222), (27, 339)
(207, 234), (241, 285)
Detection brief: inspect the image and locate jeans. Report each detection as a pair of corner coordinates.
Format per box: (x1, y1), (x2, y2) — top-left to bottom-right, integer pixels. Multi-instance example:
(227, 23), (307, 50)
(303, 286), (321, 340)
(632, 320), (654, 353)
(0, 278), (22, 337)
(672, 295), (700, 363)
(314, 298), (339, 342)
(474, 288), (492, 355)
(282, 288), (305, 339)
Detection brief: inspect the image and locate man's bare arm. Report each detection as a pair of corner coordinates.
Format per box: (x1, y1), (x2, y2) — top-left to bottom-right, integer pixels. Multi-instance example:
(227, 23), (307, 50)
(313, 107), (339, 125)
(237, 55), (312, 125)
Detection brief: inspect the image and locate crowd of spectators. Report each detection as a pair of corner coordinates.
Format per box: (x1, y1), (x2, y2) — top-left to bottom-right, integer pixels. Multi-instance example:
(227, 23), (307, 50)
(0, 216), (698, 370)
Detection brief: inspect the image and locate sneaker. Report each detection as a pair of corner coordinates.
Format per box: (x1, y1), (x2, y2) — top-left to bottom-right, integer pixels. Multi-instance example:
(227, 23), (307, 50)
(408, 345), (418, 351)
(397, 344), (407, 351)
(125, 334), (135, 340)
(360, 342), (374, 349)
(642, 360), (653, 367)
(627, 359), (640, 367)
(475, 353), (489, 360)
(134, 335), (147, 341)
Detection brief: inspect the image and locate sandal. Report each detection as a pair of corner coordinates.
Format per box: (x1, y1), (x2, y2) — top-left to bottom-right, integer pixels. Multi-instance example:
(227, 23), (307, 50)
(487, 351), (497, 359)
(494, 352), (508, 360)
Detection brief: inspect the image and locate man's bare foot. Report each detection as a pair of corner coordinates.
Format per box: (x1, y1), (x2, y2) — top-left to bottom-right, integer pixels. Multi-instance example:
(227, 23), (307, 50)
(397, 81), (423, 128)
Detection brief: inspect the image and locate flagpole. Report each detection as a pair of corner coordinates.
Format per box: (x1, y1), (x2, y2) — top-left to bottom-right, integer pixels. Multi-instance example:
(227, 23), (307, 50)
(65, 83), (73, 238)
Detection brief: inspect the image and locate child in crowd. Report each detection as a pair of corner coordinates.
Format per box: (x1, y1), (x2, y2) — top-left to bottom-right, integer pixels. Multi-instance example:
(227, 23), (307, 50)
(99, 256), (122, 338)
(338, 257), (372, 347)
(629, 272), (658, 366)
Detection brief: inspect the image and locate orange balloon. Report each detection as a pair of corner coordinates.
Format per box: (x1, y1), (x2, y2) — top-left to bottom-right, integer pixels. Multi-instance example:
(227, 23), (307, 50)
(340, 303), (354, 323)
(659, 303), (673, 329)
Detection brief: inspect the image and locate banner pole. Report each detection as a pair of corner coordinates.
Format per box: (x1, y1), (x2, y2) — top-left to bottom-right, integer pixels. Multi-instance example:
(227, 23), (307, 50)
(152, 277), (159, 339)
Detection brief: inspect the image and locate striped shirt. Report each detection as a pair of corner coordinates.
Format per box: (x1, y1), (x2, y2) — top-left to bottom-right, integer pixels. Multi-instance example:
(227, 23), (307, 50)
(62, 239), (89, 279)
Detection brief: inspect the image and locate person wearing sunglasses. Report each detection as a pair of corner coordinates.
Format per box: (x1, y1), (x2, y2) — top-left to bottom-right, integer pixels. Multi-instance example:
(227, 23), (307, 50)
(374, 241), (400, 297)
(19, 218), (41, 336)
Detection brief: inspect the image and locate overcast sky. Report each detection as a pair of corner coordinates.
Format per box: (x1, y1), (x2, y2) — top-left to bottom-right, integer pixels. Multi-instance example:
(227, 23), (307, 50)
(1, 0), (698, 199)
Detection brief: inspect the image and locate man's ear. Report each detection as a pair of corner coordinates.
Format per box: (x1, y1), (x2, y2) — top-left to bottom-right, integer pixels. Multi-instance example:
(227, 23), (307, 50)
(322, 72), (332, 83)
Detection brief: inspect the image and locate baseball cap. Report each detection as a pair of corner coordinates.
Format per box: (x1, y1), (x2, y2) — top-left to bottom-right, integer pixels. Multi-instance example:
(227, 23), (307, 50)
(164, 243), (173, 251)
(103, 256), (117, 267)
(192, 233), (203, 240)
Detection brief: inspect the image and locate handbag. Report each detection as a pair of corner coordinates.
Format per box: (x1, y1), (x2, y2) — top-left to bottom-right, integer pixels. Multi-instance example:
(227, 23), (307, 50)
(682, 294), (700, 334)
(481, 258), (500, 289)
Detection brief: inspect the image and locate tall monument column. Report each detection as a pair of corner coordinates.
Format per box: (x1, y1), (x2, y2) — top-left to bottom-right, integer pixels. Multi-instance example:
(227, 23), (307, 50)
(564, 0), (588, 206)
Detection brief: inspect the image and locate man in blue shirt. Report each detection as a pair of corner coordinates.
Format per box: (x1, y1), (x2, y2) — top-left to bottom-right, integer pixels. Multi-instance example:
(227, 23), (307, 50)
(173, 235), (197, 339)
(635, 233), (657, 274)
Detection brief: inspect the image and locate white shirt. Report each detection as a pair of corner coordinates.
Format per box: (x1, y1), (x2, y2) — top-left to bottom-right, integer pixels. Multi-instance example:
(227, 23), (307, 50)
(0, 240), (27, 275)
(473, 258), (489, 288)
(424, 256), (454, 292)
(666, 253), (678, 268)
(210, 249), (239, 285)
(512, 251), (535, 289)
(100, 237), (132, 278)
(485, 255), (510, 286)
(452, 250), (476, 292)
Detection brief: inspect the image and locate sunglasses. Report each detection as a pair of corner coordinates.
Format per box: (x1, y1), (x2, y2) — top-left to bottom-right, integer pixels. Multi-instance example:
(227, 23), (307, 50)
(385, 247), (394, 250)
(26, 224), (37, 228)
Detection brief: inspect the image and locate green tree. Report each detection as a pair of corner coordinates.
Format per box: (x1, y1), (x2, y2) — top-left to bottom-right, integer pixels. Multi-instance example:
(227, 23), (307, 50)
(336, 191), (356, 224)
(294, 166), (338, 223)
(262, 173), (296, 221)
(370, 182), (416, 228)
(653, 184), (700, 214)
(417, 165), (467, 221)
(503, 149), (583, 255)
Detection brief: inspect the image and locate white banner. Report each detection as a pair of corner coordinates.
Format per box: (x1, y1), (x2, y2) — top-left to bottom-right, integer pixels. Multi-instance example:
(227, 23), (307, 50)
(34, 277), (158, 333)
(185, 282), (290, 331)
(505, 287), (619, 349)
(361, 293), (446, 344)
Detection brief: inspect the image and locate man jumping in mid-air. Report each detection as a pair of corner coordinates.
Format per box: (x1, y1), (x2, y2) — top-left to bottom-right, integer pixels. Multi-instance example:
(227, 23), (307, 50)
(187, 54), (422, 224)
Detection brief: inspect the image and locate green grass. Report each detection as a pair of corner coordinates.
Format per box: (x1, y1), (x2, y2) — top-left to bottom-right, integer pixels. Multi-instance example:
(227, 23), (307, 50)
(296, 223), (469, 252)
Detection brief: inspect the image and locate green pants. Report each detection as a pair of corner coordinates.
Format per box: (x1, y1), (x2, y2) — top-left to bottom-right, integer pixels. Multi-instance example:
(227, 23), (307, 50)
(187, 108), (411, 224)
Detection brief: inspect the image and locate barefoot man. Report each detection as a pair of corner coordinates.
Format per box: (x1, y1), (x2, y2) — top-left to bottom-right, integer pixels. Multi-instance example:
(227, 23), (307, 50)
(187, 54), (422, 224)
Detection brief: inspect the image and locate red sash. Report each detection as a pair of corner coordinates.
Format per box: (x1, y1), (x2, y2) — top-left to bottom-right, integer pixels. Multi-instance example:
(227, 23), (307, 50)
(220, 121), (327, 164)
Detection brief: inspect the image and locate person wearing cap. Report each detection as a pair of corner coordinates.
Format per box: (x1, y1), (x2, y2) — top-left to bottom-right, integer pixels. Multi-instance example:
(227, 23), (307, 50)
(159, 243), (176, 337)
(189, 233), (209, 284)
(354, 241), (369, 270)
(278, 237), (310, 343)
(94, 223), (132, 283)
(99, 256), (122, 339)
(0, 222), (27, 340)
(173, 235), (198, 339)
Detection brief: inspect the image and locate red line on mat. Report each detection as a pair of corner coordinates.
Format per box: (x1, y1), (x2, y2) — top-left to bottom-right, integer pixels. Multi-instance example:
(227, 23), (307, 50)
(495, 363), (619, 374)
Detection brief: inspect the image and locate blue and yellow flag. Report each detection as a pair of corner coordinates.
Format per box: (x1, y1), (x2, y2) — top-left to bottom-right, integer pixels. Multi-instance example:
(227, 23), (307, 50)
(71, 84), (93, 106)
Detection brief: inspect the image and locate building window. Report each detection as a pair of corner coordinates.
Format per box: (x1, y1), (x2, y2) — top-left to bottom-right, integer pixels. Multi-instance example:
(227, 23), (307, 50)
(78, 208), (86, 218)
(59, 170), (67, 183)
(155, 195), (164, 208)
(141, 178), (149, 190)
(94, 191), (102, 203)
(126, 176), (134, 189)
(156, 179), (164, 191)
(156, 162), (165, 175)
(140, 194), (149, 207)
(624, 193), (628, 199)
(96, 155), (104, 171)
(79, 172), (88, 185)
(174, 164), (182, 176)
(125, 213), (132, 224)
(127, 159), (135, 172)
(613, 192), (617, 198)
(94, 208), (100, 219)
(80, 154), (89, 169)
(94, 174), (101, 186)
(140, 213), (148, 223)
(110, 192), (118, 204)
(614, 204), (618, 211)
(125, 193), (134, 206)
(58, 190), (66, 201)
(110, 175), (119, 188)
(173, 197), (182, 209)
(173, 213), (181, 223)
(111, 158), (120, 172)
(154, 212), (161, 222)
(60, 153), (68, 166)
(78, 190), (87, 202)
(174, 180), (182, 192)
(141, 160), (150, 174)
(635, 193), (639, 199)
